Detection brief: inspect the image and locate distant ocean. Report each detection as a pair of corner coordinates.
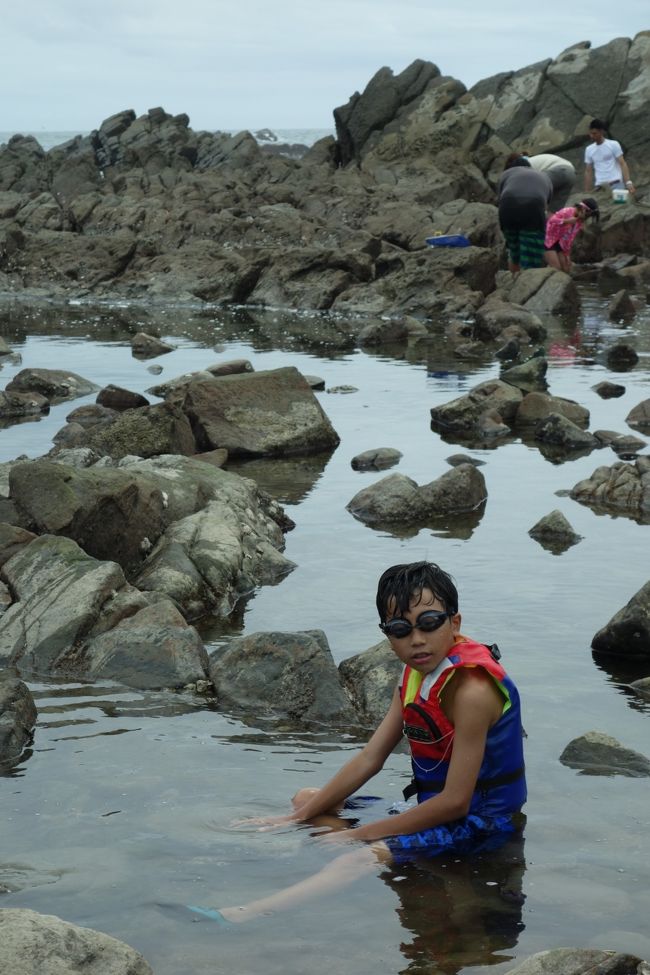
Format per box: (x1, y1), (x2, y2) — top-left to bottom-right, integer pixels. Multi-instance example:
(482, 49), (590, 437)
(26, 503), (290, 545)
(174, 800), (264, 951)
(0, 128), (334, 153)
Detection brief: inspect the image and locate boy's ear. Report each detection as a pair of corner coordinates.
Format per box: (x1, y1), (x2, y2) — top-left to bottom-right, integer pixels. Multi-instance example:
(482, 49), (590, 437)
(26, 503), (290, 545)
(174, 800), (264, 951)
(450, 612), (461, 635)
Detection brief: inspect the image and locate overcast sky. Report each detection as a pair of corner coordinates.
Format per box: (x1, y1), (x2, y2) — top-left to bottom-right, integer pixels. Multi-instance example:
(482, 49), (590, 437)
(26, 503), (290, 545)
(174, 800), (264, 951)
(3, 1), (649, 134)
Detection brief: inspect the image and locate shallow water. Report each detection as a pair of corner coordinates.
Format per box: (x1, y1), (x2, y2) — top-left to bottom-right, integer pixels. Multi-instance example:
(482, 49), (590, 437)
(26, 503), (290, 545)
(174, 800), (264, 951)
(1, 289), (649, 974)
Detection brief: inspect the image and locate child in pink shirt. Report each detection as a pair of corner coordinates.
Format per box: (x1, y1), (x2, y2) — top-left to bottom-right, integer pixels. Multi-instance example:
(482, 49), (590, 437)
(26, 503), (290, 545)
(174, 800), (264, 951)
(544, 198), (599, 272)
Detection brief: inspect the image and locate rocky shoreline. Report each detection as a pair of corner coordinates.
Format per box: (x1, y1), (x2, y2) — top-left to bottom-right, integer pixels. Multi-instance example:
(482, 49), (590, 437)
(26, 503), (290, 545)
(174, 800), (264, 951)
(1, 32), (650, 975)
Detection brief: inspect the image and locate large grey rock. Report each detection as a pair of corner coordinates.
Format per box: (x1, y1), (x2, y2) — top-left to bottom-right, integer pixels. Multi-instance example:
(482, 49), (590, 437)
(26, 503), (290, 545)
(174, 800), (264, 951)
(497, 268), (581, 319)
(0, 908), (153, 974)
(9, 461), (166, 576)
(430, 379), (523, 437)
(571, 458), (650, 518)
(528, 509), (582, 554)
(0, 534), (207, 687)
(5, 368), (98, 402)
(135, 497), (294, 620)
(501, 354), (548, 393)
(560, 731), (650, 777)
(181, 366), (340, 457)
(338, 639), (401, 724)
(347, 464), (487, 526)
(80, 402), (196, 460)
(626, 398), (650, 434)
(208, 630), (357, 724)
(591, 579), (650, 661)
(516, 391), (589, 428)
(534, 413), (599, 451)
(0, 678), (37, 770)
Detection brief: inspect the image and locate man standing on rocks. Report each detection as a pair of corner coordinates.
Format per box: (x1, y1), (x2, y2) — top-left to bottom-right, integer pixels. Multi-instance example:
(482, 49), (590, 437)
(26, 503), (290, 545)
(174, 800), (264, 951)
(584, 119), (635, 194)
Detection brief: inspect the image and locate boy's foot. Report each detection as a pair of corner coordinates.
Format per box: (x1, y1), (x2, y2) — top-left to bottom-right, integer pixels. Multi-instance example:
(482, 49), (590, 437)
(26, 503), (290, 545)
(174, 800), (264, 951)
(187, 905), (233, 925)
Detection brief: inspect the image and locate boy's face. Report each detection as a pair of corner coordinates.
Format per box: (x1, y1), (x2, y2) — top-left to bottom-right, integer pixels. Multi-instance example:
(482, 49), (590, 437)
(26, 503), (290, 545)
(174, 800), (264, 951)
(588, 127), (604, 144)
(384, 587), (460, 674)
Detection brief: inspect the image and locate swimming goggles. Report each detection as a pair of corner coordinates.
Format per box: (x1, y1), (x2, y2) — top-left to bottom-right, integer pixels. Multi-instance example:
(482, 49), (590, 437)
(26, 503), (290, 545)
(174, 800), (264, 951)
(379, 610), (452, 639)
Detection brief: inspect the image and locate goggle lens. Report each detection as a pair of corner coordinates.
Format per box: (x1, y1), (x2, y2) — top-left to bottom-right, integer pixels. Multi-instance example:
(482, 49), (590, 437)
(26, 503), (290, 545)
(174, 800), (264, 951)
(380, 610), (450, 638)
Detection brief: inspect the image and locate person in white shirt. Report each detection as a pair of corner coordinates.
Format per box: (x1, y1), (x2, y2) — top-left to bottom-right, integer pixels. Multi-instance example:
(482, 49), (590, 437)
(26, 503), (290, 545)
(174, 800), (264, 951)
(525, 152), (575, 211)
(584, 119), (635, 194)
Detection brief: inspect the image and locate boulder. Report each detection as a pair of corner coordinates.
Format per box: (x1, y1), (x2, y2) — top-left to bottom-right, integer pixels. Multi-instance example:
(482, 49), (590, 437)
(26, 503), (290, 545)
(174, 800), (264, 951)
(181, 366), (340, 456)
(475, 296), (546, 342)
(626, 398), (650, 434)
(9, 461), (166, 576)
(430, 379), (523, 438)
(77, 402), (196, 460)
(347, 464), (487, 526)
(560, 731), (650, 777)
(338, 639), (401, 724)
(571, 458), (650, 519)
(5, 367), (98, 401)
(591, 579), (650, 661)
(500, 354), (548, 393)
(0, 908), (153, 974)
(516, 391), (589, 428)
(0, 678), (37, 770)
(534, 413), (599, 451)
(593, 381), (625, 399)
(528, 509), (582, 554)
(208, 630), (357, 724)
(0, 389), (49, 419)
(131, 332), (174, 357)
(351, 447), (402, 471)
(608, 288), (637, 323)
(0, 533), (207, 687)
(96, 384), (150, 411)
(607, 342), (639, 370)
(497, 268), (580, 319)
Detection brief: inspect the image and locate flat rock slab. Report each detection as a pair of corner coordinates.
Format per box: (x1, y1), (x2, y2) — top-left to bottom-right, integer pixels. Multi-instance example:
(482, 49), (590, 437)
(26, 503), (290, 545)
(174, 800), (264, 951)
(504, 947), (647, 975)
(182, 366), (340, 456)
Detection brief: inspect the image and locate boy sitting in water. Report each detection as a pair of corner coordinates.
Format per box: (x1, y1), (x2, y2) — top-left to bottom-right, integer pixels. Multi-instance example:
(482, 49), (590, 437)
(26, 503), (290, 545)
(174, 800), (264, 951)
(190, 561), (527, 922)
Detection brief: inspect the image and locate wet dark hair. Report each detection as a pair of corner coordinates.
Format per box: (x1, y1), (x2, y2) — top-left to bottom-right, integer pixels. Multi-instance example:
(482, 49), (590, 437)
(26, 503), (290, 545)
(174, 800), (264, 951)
(589, 118), (606, 131)
(376, 561), (459, 622)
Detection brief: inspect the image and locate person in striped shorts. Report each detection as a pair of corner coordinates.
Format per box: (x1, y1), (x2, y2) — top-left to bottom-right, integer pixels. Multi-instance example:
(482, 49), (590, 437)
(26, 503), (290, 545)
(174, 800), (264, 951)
(497, 157), (552, 273)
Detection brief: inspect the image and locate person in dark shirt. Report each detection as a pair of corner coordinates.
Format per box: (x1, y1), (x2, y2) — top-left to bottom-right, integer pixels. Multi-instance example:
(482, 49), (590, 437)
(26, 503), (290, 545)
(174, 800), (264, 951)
(498, 158), (552, 273)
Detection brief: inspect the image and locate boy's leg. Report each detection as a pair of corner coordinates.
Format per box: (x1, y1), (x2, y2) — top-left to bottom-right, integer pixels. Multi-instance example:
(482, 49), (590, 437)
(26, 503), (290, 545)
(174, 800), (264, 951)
(218, 842), (393, 922)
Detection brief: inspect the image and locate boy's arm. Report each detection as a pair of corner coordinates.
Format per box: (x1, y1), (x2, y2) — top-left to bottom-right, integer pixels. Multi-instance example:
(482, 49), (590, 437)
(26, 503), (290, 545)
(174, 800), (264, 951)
(289, 687), (405, 823)
(349, 670), (502, 842)
(584, 162), (594, 191)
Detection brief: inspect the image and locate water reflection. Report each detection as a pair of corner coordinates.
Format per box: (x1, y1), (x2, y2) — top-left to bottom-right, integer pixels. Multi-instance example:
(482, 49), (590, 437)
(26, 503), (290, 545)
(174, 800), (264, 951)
(385, 829), (527, 975)
(226, 449), (336, 504)
(350, 501), (487, 541)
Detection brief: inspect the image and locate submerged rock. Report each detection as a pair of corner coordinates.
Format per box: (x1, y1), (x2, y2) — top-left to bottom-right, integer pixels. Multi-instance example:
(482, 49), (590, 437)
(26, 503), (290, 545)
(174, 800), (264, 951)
(0, 908), (154, 974)
(504, 947), (647, 975)
(351, 447), (402, 471)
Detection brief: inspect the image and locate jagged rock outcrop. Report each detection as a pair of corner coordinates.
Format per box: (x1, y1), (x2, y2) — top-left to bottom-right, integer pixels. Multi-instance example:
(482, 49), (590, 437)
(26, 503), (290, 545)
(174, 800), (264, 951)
(2, 34), (649, 311)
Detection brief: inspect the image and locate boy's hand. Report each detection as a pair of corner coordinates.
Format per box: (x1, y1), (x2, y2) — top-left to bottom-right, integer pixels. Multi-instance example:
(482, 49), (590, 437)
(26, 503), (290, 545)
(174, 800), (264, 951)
(230, 813), (296, 829)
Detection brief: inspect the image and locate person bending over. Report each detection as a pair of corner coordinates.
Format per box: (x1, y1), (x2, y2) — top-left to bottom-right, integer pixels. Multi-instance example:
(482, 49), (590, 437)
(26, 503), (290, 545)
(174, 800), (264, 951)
(189, 561), (527, 923)
(498, 157), (552, 273)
